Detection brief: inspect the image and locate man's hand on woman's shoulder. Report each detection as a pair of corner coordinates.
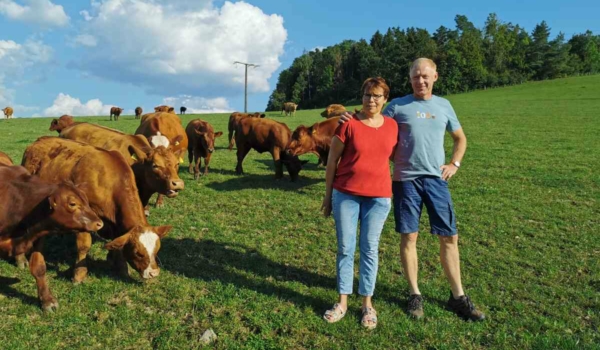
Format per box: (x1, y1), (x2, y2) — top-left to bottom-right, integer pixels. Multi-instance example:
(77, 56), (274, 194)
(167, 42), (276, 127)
(338, 111), (353, 124)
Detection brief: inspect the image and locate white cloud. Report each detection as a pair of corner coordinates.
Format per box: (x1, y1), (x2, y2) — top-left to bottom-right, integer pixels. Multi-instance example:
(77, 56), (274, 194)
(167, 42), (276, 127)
(71, 34), (97, 47)
(79, 10), (92, 21)
(72, 0), (287, 98)
(0, 0), (69, 27)
(162, 95), (234, 114)
(43, 93), (113, 117)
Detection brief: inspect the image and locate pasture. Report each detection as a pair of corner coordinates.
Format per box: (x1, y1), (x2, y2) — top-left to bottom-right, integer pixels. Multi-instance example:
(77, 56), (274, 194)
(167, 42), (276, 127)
(0, 75), (598, 349)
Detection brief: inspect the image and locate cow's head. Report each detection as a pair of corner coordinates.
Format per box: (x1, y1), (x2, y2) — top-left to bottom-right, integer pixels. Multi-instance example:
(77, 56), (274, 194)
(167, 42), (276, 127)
(194, 123), (223, 154)
(105, 225), (171, 279)
(119, 108), (124, 113)
(281, 152), (308, 182)
(128, 145), (184, 198)
(49, 182), (103, 232)
(287, 125), (314, 157)
(49, 118), (59, 131)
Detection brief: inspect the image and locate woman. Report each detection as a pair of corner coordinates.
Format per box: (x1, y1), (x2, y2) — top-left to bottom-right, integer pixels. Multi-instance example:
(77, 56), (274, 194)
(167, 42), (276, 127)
(322, 77), (398, 330)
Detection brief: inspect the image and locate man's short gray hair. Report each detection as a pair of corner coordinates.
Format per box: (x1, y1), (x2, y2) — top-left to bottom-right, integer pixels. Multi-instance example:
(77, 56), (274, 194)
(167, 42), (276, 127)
(410, 58), (437, 75)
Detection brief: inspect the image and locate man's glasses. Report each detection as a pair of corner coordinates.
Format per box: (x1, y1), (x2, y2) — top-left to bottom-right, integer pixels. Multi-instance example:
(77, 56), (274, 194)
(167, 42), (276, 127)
(363, 93), (384, 101)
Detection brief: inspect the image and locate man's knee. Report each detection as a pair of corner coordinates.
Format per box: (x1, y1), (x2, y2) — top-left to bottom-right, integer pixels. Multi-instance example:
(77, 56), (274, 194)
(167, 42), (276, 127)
(439, 234), (459, 246)
(401, 232), (419, 246)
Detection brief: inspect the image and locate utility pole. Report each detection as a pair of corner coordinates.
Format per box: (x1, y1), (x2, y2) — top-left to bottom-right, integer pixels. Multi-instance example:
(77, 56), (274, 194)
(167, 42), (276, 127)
(234, 61), (259, 112)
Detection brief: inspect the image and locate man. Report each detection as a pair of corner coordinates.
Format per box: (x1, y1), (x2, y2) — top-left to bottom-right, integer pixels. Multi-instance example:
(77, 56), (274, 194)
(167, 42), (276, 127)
(340, 58), (484, 321)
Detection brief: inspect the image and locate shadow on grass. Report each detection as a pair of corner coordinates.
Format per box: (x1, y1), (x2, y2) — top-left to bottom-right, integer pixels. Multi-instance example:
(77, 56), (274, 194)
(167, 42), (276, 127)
(0, 276), (40, 308)
(205, 174), (320, 192)
(160, 238), (334, 314)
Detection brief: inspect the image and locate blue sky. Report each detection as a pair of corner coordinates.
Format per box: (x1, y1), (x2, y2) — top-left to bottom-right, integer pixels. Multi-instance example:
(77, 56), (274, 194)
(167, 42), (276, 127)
(0, 0), (598, 117)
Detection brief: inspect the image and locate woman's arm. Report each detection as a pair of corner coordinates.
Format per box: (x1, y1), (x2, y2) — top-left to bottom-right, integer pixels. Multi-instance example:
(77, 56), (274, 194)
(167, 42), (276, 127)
(321, 136), (345, 217)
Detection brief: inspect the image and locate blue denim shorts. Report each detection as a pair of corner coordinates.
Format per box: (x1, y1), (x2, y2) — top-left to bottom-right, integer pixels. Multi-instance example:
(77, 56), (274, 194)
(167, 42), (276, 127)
(392, 177), (457, 236)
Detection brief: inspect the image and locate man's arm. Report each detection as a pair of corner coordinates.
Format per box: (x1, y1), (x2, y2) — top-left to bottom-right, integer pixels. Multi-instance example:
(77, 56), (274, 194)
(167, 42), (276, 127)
(440, 128), (467, 181)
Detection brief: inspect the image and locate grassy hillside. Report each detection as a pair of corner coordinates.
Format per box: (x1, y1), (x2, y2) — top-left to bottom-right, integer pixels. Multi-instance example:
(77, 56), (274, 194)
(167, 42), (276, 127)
(0, 75), (598, 349)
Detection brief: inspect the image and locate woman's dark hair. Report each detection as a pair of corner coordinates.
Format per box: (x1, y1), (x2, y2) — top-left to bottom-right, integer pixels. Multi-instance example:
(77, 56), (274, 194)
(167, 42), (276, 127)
(361, 77), (390, 99)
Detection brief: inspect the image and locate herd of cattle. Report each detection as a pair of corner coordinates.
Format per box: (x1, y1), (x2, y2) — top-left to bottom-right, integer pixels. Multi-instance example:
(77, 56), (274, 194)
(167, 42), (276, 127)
(0, 103), (349, 312)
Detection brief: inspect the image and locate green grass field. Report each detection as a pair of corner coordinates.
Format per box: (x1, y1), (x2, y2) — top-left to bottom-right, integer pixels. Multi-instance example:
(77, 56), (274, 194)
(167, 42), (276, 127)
(0, 75), (598, 349)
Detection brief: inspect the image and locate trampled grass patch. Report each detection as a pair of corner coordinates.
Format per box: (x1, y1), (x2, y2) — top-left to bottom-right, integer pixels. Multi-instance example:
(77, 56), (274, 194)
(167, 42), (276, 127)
(0, 75), (598, 349)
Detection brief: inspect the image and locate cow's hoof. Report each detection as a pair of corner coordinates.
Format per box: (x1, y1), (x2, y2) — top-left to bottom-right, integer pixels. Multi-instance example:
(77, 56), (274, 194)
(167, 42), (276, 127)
(155, 202), (164, 208)
(194, 174), (200, 180)
(72, 268), (88, 284)
(42, 298), (59, 313)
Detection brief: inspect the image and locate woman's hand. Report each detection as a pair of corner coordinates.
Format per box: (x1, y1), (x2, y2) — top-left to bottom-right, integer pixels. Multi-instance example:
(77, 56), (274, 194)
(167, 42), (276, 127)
(321, 196), (332, 217)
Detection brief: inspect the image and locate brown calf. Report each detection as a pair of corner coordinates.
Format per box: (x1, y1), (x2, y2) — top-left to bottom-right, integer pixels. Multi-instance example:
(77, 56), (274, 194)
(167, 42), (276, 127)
(282, 102), (297, 117)
(320, 104), (346, 118)
(22, 137), (172, 284)
(49, 115), (76, 133)
(154, 105), (175, 113)
(135, 107), (143, 119)
(110, 107), (124, 121)
(287, 117), (340, 166)
(3, 107), (13, 119)
(186, 119), (223, 179)
(227, 112), (265, 150)
(0, 165), (103, 311)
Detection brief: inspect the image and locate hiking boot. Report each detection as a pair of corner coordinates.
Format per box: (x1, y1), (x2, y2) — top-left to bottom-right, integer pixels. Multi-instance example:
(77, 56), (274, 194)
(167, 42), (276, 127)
(447, 293), (485, 321)
(407, 294), (424, 319)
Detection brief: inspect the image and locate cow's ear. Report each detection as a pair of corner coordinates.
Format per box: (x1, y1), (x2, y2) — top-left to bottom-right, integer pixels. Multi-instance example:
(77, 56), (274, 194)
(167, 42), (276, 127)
(154, 225), (172, 238)
(194, 130), (206, 136)
(171, 134), (184, 146)
(104, 234), (131, 251)
(214, 131), (223, 138)
(128, 145), (148, 162)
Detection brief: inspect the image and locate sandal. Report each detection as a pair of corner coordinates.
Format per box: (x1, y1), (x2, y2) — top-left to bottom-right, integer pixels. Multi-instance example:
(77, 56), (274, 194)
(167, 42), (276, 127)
(361, 307), (378, 330)
(323, 303), (346, 323)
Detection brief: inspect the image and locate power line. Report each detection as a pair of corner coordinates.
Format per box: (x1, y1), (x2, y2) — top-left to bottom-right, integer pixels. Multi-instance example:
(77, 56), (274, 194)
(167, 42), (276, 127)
(234, 61), (259, 113)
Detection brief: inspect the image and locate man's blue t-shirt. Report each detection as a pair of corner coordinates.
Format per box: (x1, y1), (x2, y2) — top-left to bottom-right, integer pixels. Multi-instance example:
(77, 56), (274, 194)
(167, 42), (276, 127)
(383, 94), (462, 181)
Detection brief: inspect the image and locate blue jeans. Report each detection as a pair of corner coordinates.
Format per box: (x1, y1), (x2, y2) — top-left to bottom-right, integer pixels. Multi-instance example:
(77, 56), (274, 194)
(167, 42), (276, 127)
(332, 189), (391, 296)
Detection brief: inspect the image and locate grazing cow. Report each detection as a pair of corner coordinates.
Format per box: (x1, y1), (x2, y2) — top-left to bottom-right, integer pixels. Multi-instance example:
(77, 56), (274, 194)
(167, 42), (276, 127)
(0, 165), (103, 311)
(154, 105), (175, 114)
(234, 118), (306, 181)
(186, 119), (223, 179)
(49, 115), (76, 133)
(110, 107), (124, 121)
(135, 107), (143, 119)
(320, 104), (346, 118)
(227, 112), (266, 150)
(136, 112), (188, 207)
(180, 106), (187, 115)
(3, 107), (13, 119)
(59, 123), (184, 211)
(22, 137), (172, 283)
(281, 102), (298, 117)
(287, 117), (340, 166)
(0, 151), (13, 166)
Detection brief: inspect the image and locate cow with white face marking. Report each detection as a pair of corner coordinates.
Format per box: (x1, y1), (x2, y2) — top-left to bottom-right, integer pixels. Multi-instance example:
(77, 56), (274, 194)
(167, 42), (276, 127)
(22, 137), (172, 283)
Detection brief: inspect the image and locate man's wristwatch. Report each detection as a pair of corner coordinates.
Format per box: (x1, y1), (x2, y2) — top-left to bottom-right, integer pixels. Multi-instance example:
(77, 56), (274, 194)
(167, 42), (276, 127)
(452, 161), (461, 168)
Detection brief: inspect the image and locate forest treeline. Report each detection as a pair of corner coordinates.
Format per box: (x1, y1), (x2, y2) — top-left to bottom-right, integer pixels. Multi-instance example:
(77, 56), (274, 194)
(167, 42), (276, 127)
(266, 14), (600, 111)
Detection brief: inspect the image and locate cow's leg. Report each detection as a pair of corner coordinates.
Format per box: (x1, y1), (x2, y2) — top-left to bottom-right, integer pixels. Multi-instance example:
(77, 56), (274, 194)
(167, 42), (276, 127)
(29, 238), (58, 312)
(194, 150), (201, 180)
(73, 232), (92, 284)
(204, 153), (211, 175)
(272, 147), (283, 179)
(235, 145), (250, 175)
(155, 194), (165, 208)
(188, 147), (194, 174)
(15, 253), (29, 269)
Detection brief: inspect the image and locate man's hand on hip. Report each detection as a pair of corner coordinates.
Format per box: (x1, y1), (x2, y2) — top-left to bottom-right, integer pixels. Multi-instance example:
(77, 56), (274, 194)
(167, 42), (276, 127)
(440, 163), (458, 181)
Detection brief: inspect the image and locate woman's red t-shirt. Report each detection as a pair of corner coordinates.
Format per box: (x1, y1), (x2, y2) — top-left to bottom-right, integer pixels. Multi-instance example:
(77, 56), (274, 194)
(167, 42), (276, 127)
(332, 115), (398, 198)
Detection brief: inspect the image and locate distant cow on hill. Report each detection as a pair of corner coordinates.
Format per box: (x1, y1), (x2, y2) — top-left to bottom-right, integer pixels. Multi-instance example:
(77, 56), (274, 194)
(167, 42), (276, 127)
(135, 107), (143, 119)
(287, 117), (340, 166)
(2, 107), (13, 119)
(49, 115), (76, 133)
(0, 151), (13, 166)
(22, 137), (172, 284)
(180, 106), (187, 115)
(0, 165), (103, 311)
(154, 105), (175, 114)
(186, 119), (223, 179)
(282, 102), (297, 117)
(110, 107), (124, 121)
(234, 117), (306, 181)
(321, 104), (346, 118)
(227, 112), (266, 150)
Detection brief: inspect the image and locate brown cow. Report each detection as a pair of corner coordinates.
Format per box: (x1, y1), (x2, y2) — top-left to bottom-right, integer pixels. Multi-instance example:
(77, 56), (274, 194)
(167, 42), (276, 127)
(0, 165), (103, 311)
(135, 112), (188, 207)
(3, 106), (14, 119)
(110, 107), (124, 121)
(281, 102), (297, 117)
(320, 104), (346, 118)
(59, 123), (184, 211)
(234, 118), (306, 181)
(154, 105), (175, 114)
(135, 107), (143, 119)
(287, 117), (340, 166)
(49, 115), (76, 133)
(227, 112), (266, 150)
(22, 137), (172, 283)
(186, 119), (223, 179)
(0, 151), (13, 166)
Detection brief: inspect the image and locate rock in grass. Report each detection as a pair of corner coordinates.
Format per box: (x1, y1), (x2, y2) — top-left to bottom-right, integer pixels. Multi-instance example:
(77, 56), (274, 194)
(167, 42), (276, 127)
(200, 329), (217, 345)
